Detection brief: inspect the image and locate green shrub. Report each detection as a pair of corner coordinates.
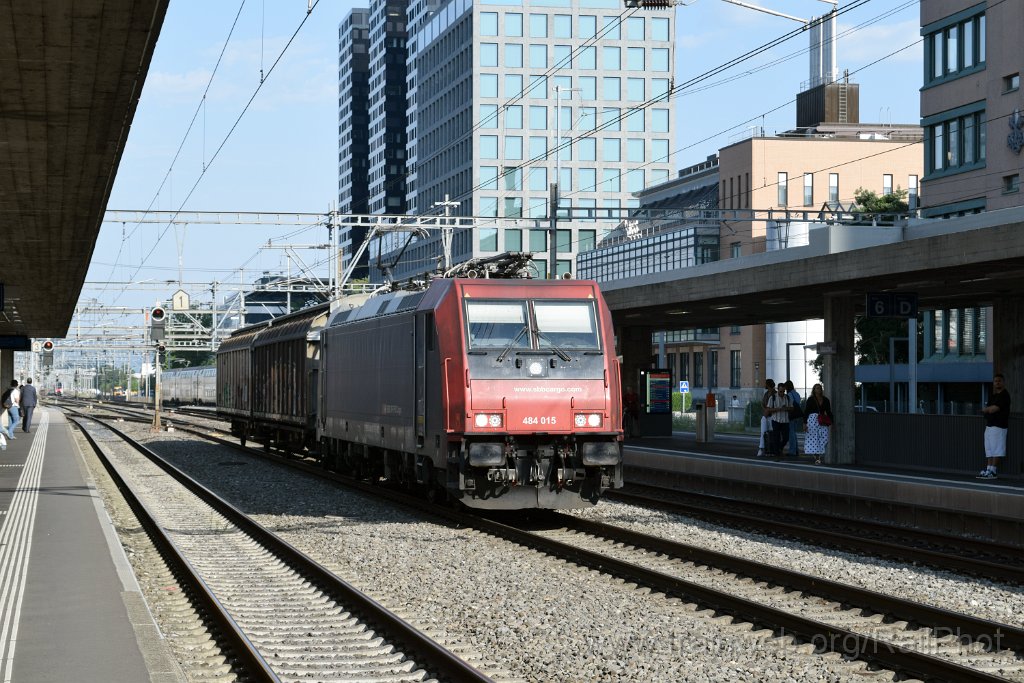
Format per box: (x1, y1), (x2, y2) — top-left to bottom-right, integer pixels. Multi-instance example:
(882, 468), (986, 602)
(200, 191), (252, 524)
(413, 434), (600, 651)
(671, 391), (692, 412)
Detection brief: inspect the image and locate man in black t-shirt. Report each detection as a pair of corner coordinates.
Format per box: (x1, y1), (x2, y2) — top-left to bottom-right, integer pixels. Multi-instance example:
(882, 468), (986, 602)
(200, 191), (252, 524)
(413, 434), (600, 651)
(979, 373), (1011, 479)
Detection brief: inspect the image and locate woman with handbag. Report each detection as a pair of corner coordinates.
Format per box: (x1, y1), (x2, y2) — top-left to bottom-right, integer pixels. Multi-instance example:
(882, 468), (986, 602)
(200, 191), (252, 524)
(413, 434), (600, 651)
(804, 383), (833, 464)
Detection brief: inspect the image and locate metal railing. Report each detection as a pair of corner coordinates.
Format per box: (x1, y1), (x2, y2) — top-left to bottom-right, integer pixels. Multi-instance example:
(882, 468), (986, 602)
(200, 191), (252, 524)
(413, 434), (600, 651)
(855, 413), (1023, 478)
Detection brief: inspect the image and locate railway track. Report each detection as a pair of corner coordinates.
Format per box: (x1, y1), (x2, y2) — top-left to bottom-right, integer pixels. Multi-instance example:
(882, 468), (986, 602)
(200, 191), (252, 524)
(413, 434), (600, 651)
(69, 405), (1024, 681)
(81, 398), (1024, 587)
(606, 486), (1024, 584)
(515, 514), (1024, 682)
(68, 410), (494, 683)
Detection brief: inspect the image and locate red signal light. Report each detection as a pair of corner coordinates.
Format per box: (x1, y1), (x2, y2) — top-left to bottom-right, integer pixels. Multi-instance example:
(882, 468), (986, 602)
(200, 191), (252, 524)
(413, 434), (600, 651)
(151, 307), (166, 322)
(42, 341), (54, 351)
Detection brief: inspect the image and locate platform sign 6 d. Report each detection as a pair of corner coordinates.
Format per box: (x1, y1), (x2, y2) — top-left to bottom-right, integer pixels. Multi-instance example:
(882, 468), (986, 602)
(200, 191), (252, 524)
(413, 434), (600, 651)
(866, 292), (918, 318)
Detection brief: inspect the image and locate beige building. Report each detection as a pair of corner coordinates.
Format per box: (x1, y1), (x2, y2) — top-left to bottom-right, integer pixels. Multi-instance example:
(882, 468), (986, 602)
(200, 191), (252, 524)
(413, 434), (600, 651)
(921, 1), (1023, 217)
(662, 127), (924, 403)
(717, 127), (924, 253)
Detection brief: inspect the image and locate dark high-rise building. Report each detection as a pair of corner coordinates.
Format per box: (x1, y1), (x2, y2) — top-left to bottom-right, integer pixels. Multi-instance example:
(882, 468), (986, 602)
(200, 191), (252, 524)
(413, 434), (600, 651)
(338, 9), (371, 273)
(367, 1), (409, 214)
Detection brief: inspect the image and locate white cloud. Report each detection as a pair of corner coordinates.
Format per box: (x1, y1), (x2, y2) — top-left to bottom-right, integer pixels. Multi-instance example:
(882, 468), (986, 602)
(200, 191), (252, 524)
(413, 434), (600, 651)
(145, 69), (212, 98)
(839, 19), (922, 66)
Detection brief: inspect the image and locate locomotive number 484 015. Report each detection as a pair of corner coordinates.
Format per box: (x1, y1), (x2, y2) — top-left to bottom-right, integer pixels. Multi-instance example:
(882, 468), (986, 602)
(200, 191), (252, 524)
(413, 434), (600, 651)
(522, 416), (557, 425)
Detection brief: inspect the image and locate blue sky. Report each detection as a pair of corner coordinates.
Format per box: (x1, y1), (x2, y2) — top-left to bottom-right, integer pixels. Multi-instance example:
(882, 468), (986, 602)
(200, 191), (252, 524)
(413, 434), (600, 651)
(88, 0), (921, 313)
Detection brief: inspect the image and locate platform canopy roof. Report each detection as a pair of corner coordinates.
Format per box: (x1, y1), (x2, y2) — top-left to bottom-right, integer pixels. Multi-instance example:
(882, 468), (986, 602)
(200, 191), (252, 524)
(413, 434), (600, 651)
(0, 0), (169, 344)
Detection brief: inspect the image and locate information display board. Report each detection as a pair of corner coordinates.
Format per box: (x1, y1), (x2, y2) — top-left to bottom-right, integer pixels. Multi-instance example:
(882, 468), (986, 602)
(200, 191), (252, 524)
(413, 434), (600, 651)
(646, 370), (672, 414)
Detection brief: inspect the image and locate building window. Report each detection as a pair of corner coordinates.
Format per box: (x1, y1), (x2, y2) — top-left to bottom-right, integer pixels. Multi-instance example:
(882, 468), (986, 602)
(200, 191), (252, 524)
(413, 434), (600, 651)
(480, 43), (498, 67)
(579, 167), (596, 191)
(908, 175), (918, 209)
(693, 352), (703, 388)
(709, 351), (718, 388)
(1003, 174), (1020, 194)
(480, 13), (498, 36)
(730, 350), (741, 388)
(505, 229), (522, 252)
(603, 138), (621, 162)
(602, 169), (620, 192)
(579, 15), (597, 39)
(528, 163), (547, 190)
(803, 173), (813, 206)
(603, 77), (620, 100)
(506, 74), (524, 98)
(626, 78), (644, 102)
(529, 13), (546, 37)
(926, 107), (986, 176)
(529, 44), (547, 68)
(505, 105), (522, 129)
(553, 14), (571, 38)
(529, 106), (547, 130)
(1005, 73), (1020, 93)
(651, 110), (669, 134)
(503, 166), (523, 191)
(828, 173), (839, 203)
(626, 47), (644, 71)
(480, 228), (498, 252)
(777, 172), (788, 207)
(603, 46), (620, 70)
(505, 13), (523, 37)
(480, 166), (498, 190)
(480, 135), (498, 159)
(602, 15), (620, 39)
(578, 229), (597, 252)
(529, 229), (547, 252)
(626, 16), (644, 40)
(504, 197), (523, 218)
(925, 11), (985, 84)
(578, 46), (596, 70)
(882, 174), (893, 196)
(505, 43), (523, 68)
(731, 242), (740, 258)
(579, 138), (597, 161)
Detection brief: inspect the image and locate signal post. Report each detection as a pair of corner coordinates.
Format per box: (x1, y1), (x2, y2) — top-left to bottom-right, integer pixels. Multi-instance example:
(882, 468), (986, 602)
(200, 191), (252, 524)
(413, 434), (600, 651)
(149, 306), (166, 431)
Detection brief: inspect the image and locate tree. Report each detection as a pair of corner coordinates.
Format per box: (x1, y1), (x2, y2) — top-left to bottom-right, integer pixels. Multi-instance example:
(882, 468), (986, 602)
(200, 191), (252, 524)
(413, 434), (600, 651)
(853, 187), (909, 213)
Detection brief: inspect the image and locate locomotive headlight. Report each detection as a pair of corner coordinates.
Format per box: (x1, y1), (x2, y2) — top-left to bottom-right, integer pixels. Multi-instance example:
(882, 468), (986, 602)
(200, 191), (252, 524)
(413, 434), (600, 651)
(528, 361), (544, 376)
(474, 413), (503, 428)
(574, 413), (603, 428)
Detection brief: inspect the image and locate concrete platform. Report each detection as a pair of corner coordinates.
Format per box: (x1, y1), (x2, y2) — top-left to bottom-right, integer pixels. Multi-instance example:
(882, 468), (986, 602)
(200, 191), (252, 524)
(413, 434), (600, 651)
(0, 408), (182, 682)
(623, 431), (1024, 545)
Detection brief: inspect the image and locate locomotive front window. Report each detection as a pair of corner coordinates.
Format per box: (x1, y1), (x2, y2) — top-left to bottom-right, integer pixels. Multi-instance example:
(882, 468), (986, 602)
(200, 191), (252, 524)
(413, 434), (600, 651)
(533, 301), (600, 349)
(466, 302), (529, 349)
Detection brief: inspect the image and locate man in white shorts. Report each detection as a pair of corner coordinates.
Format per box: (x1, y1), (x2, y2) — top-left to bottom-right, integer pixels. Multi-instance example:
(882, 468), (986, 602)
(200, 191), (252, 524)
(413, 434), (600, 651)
(979, 373), (1010, 479)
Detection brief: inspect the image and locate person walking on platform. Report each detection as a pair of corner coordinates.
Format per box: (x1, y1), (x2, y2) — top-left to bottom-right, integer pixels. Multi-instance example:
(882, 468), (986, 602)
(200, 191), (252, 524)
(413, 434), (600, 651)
(785, 380), (803, 457)
(3, 380), (20, 439)
(979, 373), (1010, 479)
(766, 383), (792, 457)
(20, 378), (37, 433)
(804, 383), (833, 464)
(757, 379), (776, 457)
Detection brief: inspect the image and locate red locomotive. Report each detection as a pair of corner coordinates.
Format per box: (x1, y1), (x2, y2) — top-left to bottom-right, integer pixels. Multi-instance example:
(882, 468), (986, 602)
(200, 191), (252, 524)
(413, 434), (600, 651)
(318, 277), (624, 509)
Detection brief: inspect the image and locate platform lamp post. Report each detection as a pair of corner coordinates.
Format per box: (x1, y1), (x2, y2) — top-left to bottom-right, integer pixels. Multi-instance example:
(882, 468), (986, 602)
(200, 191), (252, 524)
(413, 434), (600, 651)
(550, 85), (581, 279)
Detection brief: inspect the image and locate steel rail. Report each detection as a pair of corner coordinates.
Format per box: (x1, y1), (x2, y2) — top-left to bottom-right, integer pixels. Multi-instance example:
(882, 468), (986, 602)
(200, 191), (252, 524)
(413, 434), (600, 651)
(69, 415), (280, 683)
(66, 409), (493, 683)
(68, 402), (1021, 681)
(607, 488), (1024, 584)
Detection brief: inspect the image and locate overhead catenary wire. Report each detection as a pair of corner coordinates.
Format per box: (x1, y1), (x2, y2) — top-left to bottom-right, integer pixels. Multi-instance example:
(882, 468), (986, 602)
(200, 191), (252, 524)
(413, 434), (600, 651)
(97, 0), (248, 302)
(415, 0), (876, 218)
(113, 1), (323, 305)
